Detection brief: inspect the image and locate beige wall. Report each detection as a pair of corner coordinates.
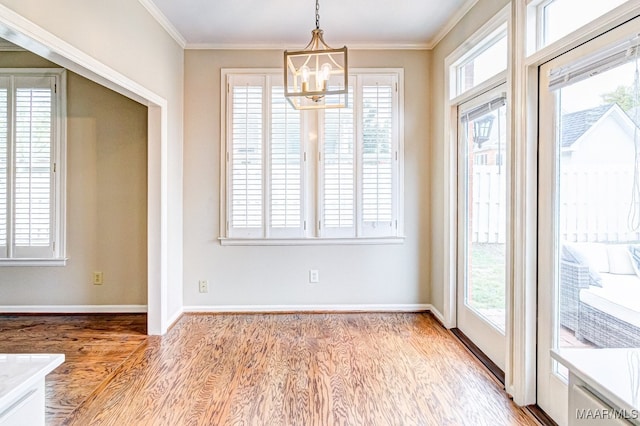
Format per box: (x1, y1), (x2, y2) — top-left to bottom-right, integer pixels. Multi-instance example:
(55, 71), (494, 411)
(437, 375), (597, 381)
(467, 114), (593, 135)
(183, 49), (431, 308)
(0, 51), (148, 306)
(0, 0), (185, 319)
(429, 0), (510, 314)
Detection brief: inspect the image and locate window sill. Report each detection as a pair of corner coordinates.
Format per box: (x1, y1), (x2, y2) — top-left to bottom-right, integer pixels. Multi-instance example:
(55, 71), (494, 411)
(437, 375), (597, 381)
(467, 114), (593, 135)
(219, 237), (405, 246)
(0, 258), (68, 267)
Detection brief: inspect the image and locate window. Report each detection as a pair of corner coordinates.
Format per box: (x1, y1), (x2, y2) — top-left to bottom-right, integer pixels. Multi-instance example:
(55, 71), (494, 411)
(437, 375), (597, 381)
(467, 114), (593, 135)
(222, 69), (403, 243)
(451, 23), (508, 98)
(0, 69), (66, 264)
(527, 0), (630, 54)
(443, 4), (510, 370)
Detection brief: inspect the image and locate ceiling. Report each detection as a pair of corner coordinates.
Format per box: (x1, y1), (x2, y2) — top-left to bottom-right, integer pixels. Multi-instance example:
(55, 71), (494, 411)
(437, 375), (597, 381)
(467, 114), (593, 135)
(147, 0), (474, 49)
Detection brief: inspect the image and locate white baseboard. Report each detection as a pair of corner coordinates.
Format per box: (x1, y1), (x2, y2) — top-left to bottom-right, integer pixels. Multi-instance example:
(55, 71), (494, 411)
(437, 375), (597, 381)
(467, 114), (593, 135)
(183, 303), (432, 313)
(165, 307), (184, 330)
(427, 305), (447, 326)
(0, 305), (148, 314)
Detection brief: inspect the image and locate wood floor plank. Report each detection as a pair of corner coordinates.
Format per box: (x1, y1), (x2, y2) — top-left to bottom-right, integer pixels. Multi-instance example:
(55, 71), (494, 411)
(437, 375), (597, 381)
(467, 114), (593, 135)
(0, 314), (147, 425)
(62, 313), (536, 425)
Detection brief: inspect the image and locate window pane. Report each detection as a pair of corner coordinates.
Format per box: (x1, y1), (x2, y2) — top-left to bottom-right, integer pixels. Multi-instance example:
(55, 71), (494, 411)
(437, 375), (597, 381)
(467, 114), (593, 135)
(553, 53), (640, 353)
(362, 84), (393, 226)
(271, 86), (301, 229)
(456, 26), (507, 95)
(462, 102), (508, 333)
(323, 87), (354, 229)
(231, 85), (263, 229)
(542, 0), (628, 48)
(14, 87), (52, 248)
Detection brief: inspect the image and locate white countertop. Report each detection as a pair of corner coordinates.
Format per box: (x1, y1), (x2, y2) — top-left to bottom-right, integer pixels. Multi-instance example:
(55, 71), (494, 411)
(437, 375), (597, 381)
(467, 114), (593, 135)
(552, 348), (640, 414)
(0, 354), (64, 409)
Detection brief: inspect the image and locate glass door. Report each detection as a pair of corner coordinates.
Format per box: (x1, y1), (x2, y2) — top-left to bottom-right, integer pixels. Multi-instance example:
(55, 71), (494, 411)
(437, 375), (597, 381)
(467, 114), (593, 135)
(538, 17), (640, 424)
(457, 86), (509, 370)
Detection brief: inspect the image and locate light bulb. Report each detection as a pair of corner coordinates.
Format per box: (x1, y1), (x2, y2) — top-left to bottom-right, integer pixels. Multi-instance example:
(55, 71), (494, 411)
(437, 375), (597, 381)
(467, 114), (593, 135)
(300, 66), (310, 83)
(315, 63), (332, 91)
(300, 65), (310, 92)
(321, 63), (332, 81)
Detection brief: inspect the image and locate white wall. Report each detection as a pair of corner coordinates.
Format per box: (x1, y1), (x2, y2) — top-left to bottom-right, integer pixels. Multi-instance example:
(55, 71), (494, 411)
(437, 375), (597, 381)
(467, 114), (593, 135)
(430, 0), (510, 314)
(0, 52), (148, 306)
(183, 49), (431, 309)
(0, 0), (184, 321)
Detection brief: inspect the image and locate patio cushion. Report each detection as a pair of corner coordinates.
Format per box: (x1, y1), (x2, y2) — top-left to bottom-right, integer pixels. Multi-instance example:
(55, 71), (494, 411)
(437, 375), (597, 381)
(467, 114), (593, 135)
(580, 276), (640, 329)
(628, 244), (640, 278)
(562, 243), (603, 286)
(568, 243), (609, 273)
(607, 244), (636, 275)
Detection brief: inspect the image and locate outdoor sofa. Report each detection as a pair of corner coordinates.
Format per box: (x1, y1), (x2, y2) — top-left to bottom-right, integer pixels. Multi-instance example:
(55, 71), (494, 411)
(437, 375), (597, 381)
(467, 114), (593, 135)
(560, 242), (640, 347)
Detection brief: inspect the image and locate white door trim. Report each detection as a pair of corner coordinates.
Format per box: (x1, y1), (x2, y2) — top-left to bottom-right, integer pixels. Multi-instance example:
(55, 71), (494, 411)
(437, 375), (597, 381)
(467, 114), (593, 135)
(0, 4), (170, 335)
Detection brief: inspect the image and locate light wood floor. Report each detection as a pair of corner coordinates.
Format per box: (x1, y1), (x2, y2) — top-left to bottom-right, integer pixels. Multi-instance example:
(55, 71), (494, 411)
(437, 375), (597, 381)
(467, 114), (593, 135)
(0, 314), (147, 424)
(1, 313), (538, 425)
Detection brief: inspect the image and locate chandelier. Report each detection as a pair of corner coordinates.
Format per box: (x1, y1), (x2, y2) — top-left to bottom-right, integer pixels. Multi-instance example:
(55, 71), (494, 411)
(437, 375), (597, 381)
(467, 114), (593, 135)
(284, 0), (348, 110)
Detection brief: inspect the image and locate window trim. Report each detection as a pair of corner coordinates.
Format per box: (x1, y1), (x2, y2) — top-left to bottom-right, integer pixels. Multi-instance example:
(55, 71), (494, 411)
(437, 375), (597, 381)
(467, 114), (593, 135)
(449, 8), (510, 100)
(453, 24), (508, 97)
(443, 4), (511, 328)
(0, 68), (67, 266)
(219, 68), (405, 245)
(525, 0), (639, 59)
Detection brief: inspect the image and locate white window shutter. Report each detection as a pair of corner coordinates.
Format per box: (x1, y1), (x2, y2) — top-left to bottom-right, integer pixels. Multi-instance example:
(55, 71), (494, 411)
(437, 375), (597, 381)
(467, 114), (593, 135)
(320, 84), (356, 237)
(228, 76), (265, 238)
(269, 85), (304, 237)
(0, 78), (8, 257)
(223, 70), (403, 242)
(359, 75), (398, 237)
(13, 76), (55, 258)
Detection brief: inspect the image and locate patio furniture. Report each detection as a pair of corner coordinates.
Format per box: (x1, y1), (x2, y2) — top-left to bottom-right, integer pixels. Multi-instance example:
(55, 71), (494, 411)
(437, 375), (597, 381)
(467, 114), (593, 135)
(560, 242), (640, 348)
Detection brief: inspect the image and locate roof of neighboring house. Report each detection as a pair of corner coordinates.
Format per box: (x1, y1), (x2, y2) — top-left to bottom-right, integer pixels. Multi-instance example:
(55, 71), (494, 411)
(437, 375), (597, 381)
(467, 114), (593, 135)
(627, 106), (640, 126)
(561, 104), (615, 148)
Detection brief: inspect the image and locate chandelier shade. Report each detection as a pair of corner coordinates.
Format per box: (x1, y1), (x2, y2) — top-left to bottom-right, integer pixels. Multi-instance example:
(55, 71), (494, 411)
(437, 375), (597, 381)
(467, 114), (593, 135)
(284, 1), (348, 110)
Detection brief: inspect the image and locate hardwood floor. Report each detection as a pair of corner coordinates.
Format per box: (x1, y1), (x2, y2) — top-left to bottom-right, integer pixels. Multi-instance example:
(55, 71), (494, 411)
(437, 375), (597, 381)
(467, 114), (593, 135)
(2, 313), (537, 425)
(0, 314), (147, 424)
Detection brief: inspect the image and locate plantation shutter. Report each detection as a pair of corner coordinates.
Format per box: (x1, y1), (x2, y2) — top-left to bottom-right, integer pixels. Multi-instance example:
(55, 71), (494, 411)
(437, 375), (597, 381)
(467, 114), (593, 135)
(270, 84), (304, 237)
(320, 84), (355, 237)
(360, 75), (398, 237)
(228, 75), (265, 238)
(223, 70), (403, 242)
(0, 77), (8, 257)
(13, 76), (55, 258)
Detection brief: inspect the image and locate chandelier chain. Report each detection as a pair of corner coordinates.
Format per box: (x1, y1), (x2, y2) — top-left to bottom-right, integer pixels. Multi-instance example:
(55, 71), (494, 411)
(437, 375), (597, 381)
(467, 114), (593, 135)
(315, 0), (320, 29)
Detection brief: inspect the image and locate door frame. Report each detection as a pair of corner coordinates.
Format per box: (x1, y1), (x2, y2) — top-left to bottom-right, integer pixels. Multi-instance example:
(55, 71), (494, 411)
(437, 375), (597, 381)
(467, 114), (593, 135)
(439, 0), (640, 408)
(455, 84), (510, 371)
(511, 0), (640, 412)
(0, 5), (171, 335)
(536, 15), (640, 424)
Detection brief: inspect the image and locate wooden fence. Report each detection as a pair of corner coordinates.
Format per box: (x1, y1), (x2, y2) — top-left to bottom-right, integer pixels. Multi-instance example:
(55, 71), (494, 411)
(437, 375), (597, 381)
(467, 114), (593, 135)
(471, 165), (640, 244)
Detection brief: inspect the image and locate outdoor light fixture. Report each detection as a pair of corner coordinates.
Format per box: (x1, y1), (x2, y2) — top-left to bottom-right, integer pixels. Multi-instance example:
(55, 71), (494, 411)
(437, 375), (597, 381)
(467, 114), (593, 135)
(473, 115), (494, 147)
(284, 0), (348, 110)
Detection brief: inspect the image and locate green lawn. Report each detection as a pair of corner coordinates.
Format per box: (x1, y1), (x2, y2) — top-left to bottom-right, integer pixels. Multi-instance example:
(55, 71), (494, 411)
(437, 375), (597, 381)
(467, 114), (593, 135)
(468, 243), (506, 310)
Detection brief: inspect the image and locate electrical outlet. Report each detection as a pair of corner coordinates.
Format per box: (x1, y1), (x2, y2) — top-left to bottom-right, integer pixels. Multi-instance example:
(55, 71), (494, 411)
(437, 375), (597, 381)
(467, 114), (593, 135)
(199, 280), (209, 293)
(93, 272), (103, 285)
(309, 269), (319, 283)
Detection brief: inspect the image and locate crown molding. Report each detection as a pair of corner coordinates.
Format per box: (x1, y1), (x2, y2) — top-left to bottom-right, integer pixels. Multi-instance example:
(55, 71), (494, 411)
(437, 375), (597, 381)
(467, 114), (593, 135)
(140, 0), (479, 52)
(186, 42), (430, 51)
(426, 0), (482, 49)
(138, 0), (187, 49)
